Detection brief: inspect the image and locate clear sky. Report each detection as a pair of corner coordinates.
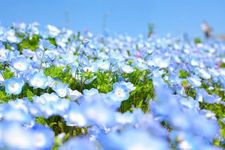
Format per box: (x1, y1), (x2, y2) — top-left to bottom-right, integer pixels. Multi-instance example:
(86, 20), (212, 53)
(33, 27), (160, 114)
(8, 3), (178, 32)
(0, 0), (225, 37)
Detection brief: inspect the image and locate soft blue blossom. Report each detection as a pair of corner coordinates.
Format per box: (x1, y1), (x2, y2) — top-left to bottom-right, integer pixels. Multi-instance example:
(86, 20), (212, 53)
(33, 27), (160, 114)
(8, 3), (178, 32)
(5, 77), (24, 95)
(28, 72), (48, 89)
(52, 82), (69, 97)
(11, 57), (30, 72)
(31, 124), (54, 150)
(109, 82), (129, 102)
(60, 137), (96, 150)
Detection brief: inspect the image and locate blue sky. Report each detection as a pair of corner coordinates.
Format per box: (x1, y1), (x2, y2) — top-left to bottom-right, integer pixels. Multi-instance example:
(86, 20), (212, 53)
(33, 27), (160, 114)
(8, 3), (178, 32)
(0, 0), (225, 37)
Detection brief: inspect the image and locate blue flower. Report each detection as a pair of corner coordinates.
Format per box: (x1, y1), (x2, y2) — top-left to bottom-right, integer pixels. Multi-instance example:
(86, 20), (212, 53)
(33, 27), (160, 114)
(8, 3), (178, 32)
(64, 102), (88, 127)
(28, 72), (48, 89)
(11, 57), (30, 72)
(47, 24), (60, 37)
(39, 39), (56, 50)
(1, 121), (33, 149)
(60, 137), (95, 150)
(109, 82), (129, 102)
(31, 124), (54, 150)
(83, 88), (99, 97)
(1, 103), (33, 125)
(52, 82), (68, 97)
(68, 89), (82, 101)
(5, 77), (24, 95)
(82, 97), (116, 127)
(121, 64), (134, 73)
(99, 129), (169, 150)
(96, 60), (110, 71)
(5, 29), (20, 43)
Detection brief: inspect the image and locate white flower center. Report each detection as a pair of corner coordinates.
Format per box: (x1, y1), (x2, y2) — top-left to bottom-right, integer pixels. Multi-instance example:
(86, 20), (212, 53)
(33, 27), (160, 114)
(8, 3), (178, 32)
(34, 133), (46, 148)
(9, 82), (20, 92)
(116, 88), (124, 97)
(14, 62), (27, 71)
(69, 112), (86, 126)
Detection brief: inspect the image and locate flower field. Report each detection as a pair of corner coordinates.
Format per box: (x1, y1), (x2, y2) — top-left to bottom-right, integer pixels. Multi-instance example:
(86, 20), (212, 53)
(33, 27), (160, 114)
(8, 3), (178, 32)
(1, 23), (225, 149)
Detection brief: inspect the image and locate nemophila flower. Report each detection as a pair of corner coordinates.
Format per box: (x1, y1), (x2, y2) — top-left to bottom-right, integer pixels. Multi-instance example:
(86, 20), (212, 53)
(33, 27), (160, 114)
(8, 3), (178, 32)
(11, 57), (30, 72)
(60, 137), (96, 150)
(27, 101), (42, 117)
(99, 129), (169, 150)
(28, 72), (48, 89)
(68, 89), (82, 101)
(149, 56), (169, 68)
(170, 131), (220, 150)
(136, 113), (168, 138)
(121, 64), (134, 73)
(188, 76), (201, 87)
(52, 82), (68, 97)
(4, 77), (24, 95)
(135, 58), (148, 70)
(82, 98), (116, 127)
(84, 76), (97, 84)
(109, 82), (129, 102)
(43, 49), (58, 63)
(47, 24), (60, 37)
(39, 39), (55, 50)
(179, 97), (199, 110)
(32, 95), (54, 117)
(167, 112), (191, 130)
(5, 29), (20, 43)
(98, 51), (109, 59)
(22, 49), (36, 58)
(0, 48), (8, 62)
(204, 94), (221, 104)
(115, 112), (135, 125)
(200, 109), (216, 120)
(64, 102), (88, 127)
(191, 115), (220, 140)
(32, 93), (70, 117)
(31, 125), (54, 150)
(2, 105), (34, 125)
(109, 50), (125, 62)
(196, 89), (221, 104)
(46, 76), (55, 88)
(61, 53), (77, 65)
(54, 99), (70, 116)
(41, 92), (59, 102)
(28, 22), (40, 35)
(120, 81), (136, 92)
(83, 88), (99, 97)
(78, 55), (89, 66)
(198, 68), (211, 79)
(1, 122), (33, 149)
(56, 35), (68, 48)
(38, 104), (55, 118)
(12, 22), (27, 32)
(96, 60), (110, 71)
(83, 65), (96, 73)
(8, 99), (30, 113)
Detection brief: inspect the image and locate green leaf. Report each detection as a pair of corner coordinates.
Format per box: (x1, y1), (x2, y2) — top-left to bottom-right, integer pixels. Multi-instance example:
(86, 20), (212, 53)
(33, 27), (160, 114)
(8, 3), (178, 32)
(48, 37), (57, 46)
(0, 90), (10, 104)
(120, 69), (154, 113)
(179, 70), (189, 79)
(194, 37), (202, 44)
(2, 68), (14, 79)
(18, 34), (40, 52)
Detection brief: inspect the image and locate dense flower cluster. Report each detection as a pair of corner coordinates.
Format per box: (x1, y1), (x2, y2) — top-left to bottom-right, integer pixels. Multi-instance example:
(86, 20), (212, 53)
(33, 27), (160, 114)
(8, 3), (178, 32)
(1, 23), (225, 149)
